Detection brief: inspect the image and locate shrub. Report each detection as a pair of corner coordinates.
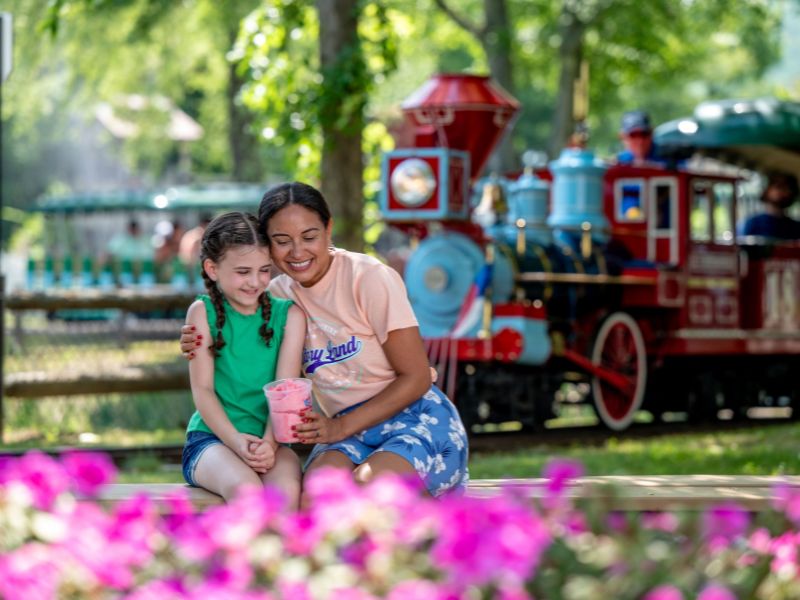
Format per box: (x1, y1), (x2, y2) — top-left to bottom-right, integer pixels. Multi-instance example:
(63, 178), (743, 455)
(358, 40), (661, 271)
(1, 452), (800, 599)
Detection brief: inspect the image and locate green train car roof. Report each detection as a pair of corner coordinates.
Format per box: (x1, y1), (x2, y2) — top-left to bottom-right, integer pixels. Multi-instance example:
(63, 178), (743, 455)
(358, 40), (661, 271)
(32, 183), (265, 213)
(653, 98), (800, 175)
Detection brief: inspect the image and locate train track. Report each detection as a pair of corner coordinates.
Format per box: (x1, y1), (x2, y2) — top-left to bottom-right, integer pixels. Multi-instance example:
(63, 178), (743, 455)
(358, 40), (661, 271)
(1, 415), (793, 465)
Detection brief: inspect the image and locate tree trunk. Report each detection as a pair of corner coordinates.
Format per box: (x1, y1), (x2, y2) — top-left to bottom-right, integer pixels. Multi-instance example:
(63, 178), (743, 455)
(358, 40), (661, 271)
(316, 0), (365, 252)
(548, 7), (585, 159)
(227, 62), (261, 182)
(481, 0), (517, 175)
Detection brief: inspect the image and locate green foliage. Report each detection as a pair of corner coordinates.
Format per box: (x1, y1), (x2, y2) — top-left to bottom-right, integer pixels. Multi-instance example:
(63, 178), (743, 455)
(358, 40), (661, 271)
(235, 1), (398, 182)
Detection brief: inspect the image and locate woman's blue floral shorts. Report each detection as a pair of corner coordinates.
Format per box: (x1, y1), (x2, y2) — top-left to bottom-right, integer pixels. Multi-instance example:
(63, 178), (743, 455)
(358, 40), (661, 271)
(305, 385), (469, 497)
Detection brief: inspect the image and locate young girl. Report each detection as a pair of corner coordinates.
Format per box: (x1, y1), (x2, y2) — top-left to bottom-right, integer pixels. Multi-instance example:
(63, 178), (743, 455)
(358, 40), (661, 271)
(181, 212), (306, 507)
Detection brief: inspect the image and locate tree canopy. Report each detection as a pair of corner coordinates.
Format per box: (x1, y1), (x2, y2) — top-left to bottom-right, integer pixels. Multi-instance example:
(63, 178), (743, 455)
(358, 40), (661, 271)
(1, 0), (794, 247)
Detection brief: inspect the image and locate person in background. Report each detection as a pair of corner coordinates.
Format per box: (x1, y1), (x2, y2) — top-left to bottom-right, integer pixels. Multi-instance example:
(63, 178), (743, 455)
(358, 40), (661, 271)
(180, 182), (469, 503)
(182, 211), (306, 506)
(616, 110), (662, 166)
(740, 173), (800, 241)
(155, 219), (185, 264)
(107, 219), (154, 262)
(179, 214), (213, 269)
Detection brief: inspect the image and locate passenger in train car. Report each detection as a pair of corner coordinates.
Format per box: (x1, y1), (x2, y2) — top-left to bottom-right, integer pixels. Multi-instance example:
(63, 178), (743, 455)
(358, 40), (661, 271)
(739, 172), (800, 241)
(616, 110), (665, 167)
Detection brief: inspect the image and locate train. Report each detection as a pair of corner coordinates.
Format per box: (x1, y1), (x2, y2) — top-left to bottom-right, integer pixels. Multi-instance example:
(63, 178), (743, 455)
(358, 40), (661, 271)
(378, 74), (800, 432)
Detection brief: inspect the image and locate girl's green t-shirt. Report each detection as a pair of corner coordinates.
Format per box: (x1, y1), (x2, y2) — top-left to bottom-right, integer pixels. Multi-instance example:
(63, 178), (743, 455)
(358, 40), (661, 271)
(186, 293), (292, 438)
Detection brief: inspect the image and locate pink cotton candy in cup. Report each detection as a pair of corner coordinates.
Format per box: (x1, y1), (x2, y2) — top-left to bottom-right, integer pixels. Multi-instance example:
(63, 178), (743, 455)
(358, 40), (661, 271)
(264, 378), (312, 443)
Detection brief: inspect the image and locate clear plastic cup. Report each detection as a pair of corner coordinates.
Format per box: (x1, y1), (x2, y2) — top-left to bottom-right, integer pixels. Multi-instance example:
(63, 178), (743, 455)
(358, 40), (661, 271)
(263, 377), (313, 443)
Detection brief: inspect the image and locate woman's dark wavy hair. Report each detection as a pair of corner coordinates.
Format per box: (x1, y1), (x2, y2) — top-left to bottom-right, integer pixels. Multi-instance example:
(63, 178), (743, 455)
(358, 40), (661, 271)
(199, 212), (274, 356)
(258, 182), (332, 234)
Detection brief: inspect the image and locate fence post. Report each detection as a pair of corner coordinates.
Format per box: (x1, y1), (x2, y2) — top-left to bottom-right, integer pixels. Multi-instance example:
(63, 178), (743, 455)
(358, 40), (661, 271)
(0, 11), (14, 443)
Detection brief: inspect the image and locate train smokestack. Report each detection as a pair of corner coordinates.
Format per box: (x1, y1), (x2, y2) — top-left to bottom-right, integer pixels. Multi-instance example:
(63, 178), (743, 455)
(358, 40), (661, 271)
(401, 74), (520, 181)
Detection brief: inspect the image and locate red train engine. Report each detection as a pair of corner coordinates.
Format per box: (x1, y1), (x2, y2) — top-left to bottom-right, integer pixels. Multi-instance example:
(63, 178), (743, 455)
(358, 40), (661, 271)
(379, 74), (800, 431)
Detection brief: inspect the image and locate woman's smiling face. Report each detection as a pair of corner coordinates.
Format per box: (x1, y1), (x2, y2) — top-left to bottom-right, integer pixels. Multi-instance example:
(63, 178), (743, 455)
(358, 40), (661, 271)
(267, 203), (334, 287)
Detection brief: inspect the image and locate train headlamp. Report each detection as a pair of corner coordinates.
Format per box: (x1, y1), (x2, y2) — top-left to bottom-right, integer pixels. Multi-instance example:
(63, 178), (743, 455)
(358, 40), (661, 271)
(391, 158), (436, 207)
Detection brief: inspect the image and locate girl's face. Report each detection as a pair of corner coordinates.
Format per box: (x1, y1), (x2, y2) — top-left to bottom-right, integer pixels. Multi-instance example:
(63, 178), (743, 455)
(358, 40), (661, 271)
(266, 204), (333, 287)
(204, 245), (272, 314)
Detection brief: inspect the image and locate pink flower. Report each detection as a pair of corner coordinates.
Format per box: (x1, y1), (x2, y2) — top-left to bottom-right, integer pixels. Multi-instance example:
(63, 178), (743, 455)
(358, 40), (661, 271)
(124, 578), (187, 600)
(702, 503), (750, 550)
(644, 585), (684, 600)
(748, 527), (772, 554)
(606, 511), (629, 533)
(387, 579), (454, 600)
(340, 534), (379, 569)
(203, 550), (254, 592)
(430, 494), (551, 588)
(330, 587), (379, 600)
(303, 466), (360, 504)
(275, 579), (313, 600)
(202, 485), (283, 552)
(61, 451), (116, 496)
(698, 583), (737, 600)
(280, 511), (324, 555)
(0, 543), (64, 600)
(159, 488), (197, 536)
(772, 483), (800, 525)
(12, 451), (71, 509)
(769, 531), (798, 575)
(642, 512), (680, 533)
(542, 458), (584, 497)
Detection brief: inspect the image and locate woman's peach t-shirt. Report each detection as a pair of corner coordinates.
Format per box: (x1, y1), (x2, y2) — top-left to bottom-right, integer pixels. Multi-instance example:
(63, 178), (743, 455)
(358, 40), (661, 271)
(269, 249), (418, 417)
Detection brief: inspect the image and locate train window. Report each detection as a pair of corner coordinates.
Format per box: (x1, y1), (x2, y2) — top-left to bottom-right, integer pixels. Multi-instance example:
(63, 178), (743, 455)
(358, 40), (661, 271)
(712, 182), (735, 242)
(690, 181), (712, 241)
(652, 181), (675, 231)
(614, 179), (646, 222)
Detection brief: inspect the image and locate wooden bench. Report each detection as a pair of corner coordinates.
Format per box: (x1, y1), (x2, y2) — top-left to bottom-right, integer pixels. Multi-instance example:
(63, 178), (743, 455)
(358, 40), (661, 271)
(90, 475), (800, 512)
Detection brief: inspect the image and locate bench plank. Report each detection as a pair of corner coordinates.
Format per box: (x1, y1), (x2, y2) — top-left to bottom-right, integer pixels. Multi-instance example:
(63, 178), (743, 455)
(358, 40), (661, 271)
(90, 475), (799, 512)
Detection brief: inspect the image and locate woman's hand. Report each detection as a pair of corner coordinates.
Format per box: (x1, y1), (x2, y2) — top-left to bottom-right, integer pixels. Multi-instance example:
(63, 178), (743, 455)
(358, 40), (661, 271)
(181, 324), (202, 360)
(293, 409), (346, 445)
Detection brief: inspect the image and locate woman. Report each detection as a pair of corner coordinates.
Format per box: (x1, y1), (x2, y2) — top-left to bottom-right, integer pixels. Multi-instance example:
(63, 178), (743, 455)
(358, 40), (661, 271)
(181, 182), (469, 498)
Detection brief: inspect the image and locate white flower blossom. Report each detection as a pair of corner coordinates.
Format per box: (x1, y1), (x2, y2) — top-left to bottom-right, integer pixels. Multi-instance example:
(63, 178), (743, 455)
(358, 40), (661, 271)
(423, 390), (442, 404)
(411, 424), (433, 443)
(434, 469), (463, 496)
(432, 453), (446, 474)
(396, 435), (422, 446)
(449, 417), (466, 436)
(380, 421), (407, 435)
(420, 413), (439, 426)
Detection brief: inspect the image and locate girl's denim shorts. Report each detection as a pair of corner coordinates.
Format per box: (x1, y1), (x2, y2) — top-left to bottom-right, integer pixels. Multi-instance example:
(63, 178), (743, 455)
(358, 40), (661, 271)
(181, 430), (223, 486)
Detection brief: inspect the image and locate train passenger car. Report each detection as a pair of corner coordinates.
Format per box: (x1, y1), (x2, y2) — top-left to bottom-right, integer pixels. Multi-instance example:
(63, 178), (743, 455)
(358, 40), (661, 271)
(379, 74), (800, 432)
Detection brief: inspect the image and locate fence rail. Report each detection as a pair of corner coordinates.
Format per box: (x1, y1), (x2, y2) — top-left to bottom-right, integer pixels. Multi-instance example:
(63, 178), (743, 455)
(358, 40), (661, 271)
(2, 288), (196, 441)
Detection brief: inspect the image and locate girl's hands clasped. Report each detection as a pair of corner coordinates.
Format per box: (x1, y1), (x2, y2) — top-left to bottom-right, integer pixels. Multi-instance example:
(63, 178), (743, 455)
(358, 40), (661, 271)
(231, 432), (274, 473)
(293, 409), (345, 445)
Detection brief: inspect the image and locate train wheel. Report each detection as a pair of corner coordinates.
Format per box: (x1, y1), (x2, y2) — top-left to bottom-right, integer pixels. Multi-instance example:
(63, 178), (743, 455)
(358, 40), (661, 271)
(591, 312), (647, 431)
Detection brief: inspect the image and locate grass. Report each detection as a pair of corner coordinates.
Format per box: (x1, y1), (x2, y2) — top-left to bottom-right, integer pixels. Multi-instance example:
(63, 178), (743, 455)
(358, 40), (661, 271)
(467, 421), (800, 479)
(88, 420), (800, 484)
